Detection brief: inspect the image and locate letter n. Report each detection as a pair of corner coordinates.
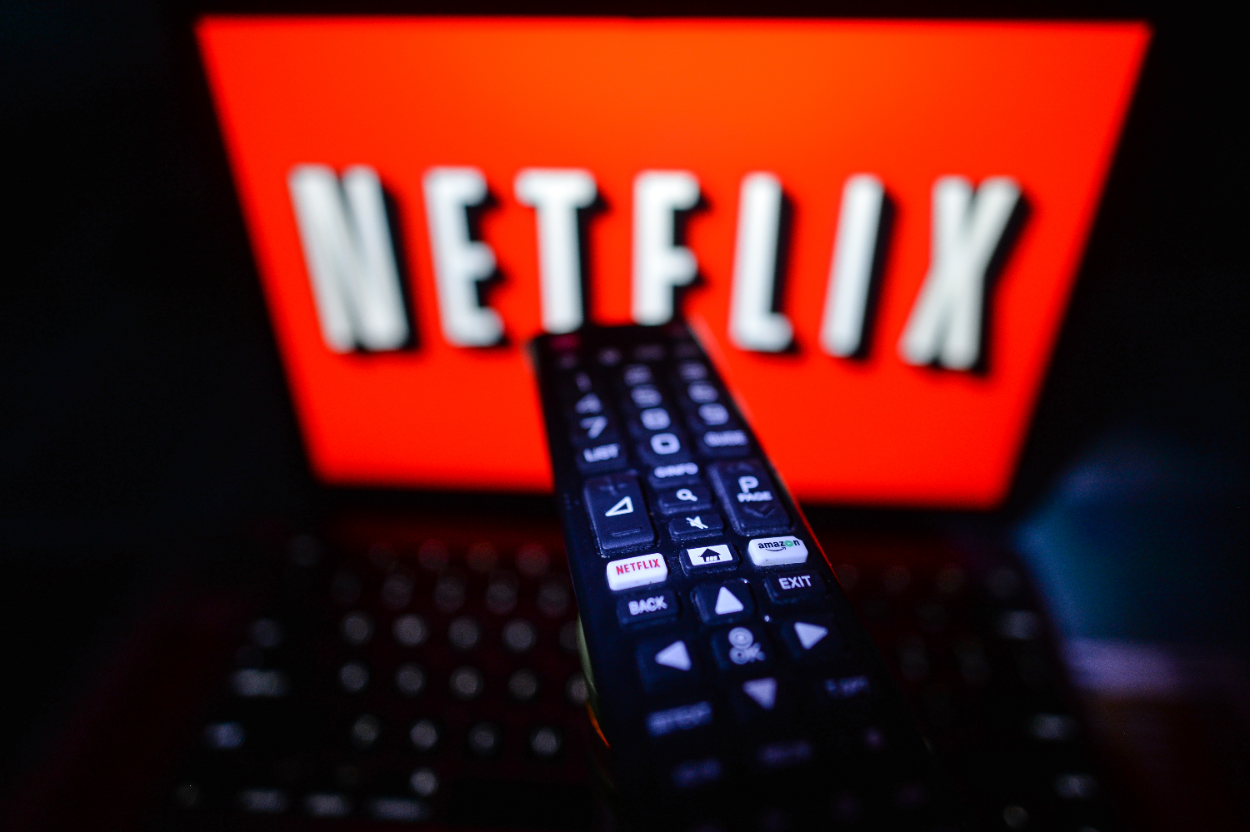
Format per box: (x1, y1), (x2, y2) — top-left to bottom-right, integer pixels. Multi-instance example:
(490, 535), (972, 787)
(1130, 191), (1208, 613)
(288, 165), (409, 352)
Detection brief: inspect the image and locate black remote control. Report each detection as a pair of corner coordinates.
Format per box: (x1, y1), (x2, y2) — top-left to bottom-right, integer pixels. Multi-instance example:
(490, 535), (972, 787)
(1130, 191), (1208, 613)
(531, 323), (955, 831)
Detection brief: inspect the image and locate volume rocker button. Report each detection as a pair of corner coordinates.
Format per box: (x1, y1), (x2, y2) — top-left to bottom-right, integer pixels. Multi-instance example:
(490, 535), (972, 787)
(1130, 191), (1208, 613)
(583, 474), (656, 552)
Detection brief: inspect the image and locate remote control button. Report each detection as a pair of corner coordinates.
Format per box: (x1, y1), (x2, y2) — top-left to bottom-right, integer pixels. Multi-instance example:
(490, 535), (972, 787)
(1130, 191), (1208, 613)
(668, 512), (724, 541)
(617, 589), (680, 626)
(686, 381), (720, 403)
(696, 429), (751, 457)
(569, 391), (604, 415)
(775, 615), (843, 661)
(606, 553), (667, 591)
(634, 343), (665, 361)
(570, 414), (619, 447)
(681, 543), (738, 572)
(746, 535), (809, 567)
(575, 441), (627, 474)
(584, 475), (655, 552)
(654, 484), (713, 515)
(561, 370), (593, 395)
(691, 402), (731, 426)
(709, 460), (790, 535)
(691, 579), (754, 623)
(740, 677), (778, 710)
(628, 384), (665, 409)
(710, 623), (773, 672)
(646, 701), (713, 738)
(637, 637), (699, 692)
(635, 430), (691, 466)
(818, 674), (871, 701)
(762, 570), (826, 603)
(621, 363), (653, 386)
(637, 406), (672, 431)
(647, 460), (702, 486)
(675, 360), (709, 381)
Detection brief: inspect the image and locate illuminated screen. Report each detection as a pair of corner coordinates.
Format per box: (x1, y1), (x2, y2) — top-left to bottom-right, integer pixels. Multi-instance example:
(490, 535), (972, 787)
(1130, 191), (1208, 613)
(197, 17), (1147, 506)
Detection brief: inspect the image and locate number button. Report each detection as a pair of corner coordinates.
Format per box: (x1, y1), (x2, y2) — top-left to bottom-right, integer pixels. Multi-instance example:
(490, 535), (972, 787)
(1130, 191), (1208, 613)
(570, 414), (619, 447)
(635, 430), (692, 466)
(629, 385), (665, 409)
(583, 475), (655, 552)
(694, 403), (730, 426)
(621, 364), (653, 386)
(686, 382), (719, 404)
(638, 407), (672, 431)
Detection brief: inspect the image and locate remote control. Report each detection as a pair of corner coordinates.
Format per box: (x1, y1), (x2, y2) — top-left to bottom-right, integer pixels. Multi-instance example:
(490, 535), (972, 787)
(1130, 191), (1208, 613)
(531, 322), (955, 831)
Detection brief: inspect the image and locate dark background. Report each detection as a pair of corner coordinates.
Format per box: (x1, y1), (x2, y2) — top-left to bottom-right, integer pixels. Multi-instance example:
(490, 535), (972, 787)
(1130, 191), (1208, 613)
(2, 0), (1246, 810)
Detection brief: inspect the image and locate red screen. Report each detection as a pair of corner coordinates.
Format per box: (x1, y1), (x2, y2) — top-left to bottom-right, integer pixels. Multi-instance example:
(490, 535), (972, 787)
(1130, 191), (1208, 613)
(198, 17), (1147, 506)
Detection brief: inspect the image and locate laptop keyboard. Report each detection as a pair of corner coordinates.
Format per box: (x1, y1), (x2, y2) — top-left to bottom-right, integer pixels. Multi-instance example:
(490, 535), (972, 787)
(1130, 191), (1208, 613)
(156, 518), (1115, 831)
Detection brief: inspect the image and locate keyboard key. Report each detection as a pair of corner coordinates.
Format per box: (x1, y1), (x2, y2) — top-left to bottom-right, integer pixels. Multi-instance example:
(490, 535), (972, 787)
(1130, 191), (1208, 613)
(502, 619), (537, 652)
(508, 668), (540, 701)
(394, 614), (430, 647)
(339, 662), (369, 693)
(368, 797), (430, 822)
(467, 722), (502, 756)
(708, 460), (790, 535)
(410, 719), (439, 751)
(447, 616), (480, 650)
(409, 768), (439, 797)
(654, 484), (713, 515)
(449, 666), (485, 700)
(668, 512), (724, 540)
(746, 535), (809, 567)
(691, 580), (754, 623)
(530, 725), (563, 758)
(584, 475), (655, 552)
(341, 611), (374, 645)
(395, 664), (426, 696)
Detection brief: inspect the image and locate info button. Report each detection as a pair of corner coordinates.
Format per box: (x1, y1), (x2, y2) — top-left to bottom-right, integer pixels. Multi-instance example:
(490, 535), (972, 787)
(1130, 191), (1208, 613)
(606, 553), (669, 591)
